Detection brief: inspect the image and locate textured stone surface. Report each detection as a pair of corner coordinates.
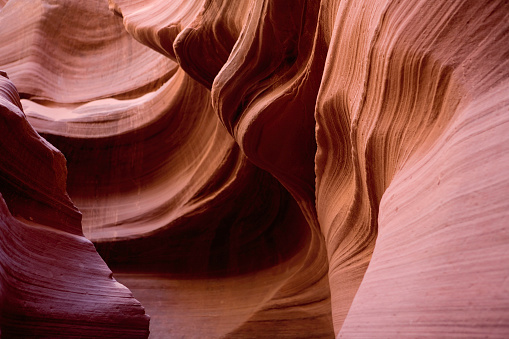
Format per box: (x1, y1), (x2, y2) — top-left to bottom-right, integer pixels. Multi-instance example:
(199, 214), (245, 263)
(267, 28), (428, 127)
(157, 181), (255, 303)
(0, 73), (149, 337)
(0, 0), (508, 337)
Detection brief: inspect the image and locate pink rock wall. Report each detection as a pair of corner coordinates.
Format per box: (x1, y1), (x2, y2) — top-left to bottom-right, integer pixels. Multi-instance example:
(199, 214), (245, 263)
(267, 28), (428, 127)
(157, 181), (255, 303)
(0, 0), (508, 337)
(0, 72), (149, 337)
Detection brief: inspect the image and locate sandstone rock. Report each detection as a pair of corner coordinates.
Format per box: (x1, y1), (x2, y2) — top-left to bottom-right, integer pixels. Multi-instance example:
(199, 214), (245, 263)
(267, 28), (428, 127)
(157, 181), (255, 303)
(0, 72), (149, 337)
(0, 0), (508, 337)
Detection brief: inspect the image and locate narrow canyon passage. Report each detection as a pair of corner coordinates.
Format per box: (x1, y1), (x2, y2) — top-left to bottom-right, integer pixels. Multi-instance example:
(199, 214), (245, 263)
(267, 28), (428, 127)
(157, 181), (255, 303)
(0, 0), (508, 337)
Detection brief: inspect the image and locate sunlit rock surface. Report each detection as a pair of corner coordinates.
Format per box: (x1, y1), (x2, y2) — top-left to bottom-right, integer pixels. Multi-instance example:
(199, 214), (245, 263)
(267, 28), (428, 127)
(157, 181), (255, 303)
(0, 0), (508, 337)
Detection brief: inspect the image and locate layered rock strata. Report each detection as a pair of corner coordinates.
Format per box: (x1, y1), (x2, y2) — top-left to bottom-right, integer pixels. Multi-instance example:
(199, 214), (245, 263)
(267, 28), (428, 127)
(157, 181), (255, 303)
(0, 0), (508, 337)
(0, 72), (149, 337)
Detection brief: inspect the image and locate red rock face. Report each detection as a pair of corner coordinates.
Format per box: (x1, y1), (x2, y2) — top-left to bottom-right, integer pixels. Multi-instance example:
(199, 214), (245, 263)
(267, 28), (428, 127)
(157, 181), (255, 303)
(0, 0), (508, 337)
(0, 72), (149, 337)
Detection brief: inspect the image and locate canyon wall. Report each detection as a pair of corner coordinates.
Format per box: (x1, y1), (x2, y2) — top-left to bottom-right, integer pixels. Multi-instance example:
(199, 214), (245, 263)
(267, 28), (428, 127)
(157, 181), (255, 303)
(0, 0), (508, 337)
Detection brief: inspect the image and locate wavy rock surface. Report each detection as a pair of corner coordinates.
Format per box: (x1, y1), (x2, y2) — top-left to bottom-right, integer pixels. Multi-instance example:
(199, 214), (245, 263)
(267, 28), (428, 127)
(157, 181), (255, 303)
(1, 0), (509, 337)
(316, 1), (509, 335)
(1, 0), (334, 337)
(0, 73), (149, 337)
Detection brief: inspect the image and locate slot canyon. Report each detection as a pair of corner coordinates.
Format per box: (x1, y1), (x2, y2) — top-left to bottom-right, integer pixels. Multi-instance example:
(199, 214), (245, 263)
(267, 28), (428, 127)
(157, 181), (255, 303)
(0, 0), (508, 337)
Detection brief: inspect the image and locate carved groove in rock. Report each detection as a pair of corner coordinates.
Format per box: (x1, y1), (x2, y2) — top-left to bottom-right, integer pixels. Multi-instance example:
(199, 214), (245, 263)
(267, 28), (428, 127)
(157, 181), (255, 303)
(0, 0), (508, 337)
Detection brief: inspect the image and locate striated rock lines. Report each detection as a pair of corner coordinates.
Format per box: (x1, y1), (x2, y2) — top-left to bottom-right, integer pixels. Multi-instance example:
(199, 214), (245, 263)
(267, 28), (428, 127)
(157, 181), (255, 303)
(0, 72), (149, 337)
(0, 0), (508, 337)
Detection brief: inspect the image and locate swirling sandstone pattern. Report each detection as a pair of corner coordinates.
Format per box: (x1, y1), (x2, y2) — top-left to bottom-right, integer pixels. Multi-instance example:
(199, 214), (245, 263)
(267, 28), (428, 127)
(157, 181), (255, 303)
(0, 0), (508, 337)
(0, 73), (149, 337)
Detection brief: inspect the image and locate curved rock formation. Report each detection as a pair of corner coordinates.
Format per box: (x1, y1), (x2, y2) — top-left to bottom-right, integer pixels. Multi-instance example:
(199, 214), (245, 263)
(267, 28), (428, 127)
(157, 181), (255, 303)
(1, 0), (508, 337)
(316, 1), (509, 334)
(329, 1), (509, 336)
(0, 73), (149, 337)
